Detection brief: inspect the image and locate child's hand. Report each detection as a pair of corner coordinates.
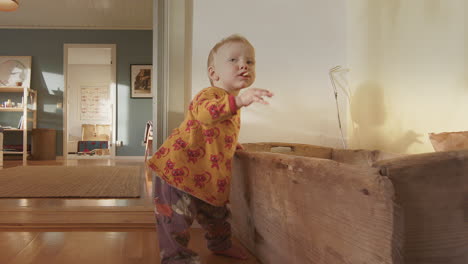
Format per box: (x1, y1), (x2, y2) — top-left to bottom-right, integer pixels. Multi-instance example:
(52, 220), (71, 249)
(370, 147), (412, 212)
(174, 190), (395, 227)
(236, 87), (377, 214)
(235, 88), (274, 108)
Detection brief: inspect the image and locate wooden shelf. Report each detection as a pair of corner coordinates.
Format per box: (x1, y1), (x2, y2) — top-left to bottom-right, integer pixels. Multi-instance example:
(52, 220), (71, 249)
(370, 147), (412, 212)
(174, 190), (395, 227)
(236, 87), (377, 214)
(0, 87), (36, 94)
(3, 129), (32, 132)
(0, 108), (35, 112)
(3, 151), (30, 155)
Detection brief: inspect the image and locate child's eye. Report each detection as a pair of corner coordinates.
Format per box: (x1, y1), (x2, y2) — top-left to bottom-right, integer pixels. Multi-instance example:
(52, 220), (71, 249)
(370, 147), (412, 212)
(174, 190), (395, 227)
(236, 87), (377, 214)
(229, 58), (236, 62)
(247, 60), (255, 65)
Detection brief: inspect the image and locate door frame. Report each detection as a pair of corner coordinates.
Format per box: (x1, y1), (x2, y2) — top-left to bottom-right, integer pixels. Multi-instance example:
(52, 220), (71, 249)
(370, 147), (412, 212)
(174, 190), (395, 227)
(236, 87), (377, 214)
(63, 43), (117, 159)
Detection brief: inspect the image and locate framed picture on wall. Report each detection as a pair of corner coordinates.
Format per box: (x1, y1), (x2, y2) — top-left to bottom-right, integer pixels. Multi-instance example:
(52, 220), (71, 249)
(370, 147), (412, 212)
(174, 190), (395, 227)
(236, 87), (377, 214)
(130, 64), (152, 98)
(0, 56), (32, 88)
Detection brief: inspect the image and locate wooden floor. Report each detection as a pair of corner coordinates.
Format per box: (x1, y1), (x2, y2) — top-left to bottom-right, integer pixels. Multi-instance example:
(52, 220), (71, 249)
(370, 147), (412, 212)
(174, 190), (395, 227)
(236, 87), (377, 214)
(0, 159), (260, 264)
(0, 159), (154, 230)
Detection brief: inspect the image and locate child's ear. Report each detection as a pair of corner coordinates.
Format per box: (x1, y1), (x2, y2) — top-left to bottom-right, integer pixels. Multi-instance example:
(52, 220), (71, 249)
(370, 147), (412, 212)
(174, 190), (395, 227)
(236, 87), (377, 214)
(208, 66), (219, 81)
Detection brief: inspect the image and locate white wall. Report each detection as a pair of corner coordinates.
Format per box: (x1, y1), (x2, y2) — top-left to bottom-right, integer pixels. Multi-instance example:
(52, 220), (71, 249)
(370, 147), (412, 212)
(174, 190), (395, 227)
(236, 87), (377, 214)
(68, 65), (111, 140)
(191, 0), (347, 147)
(68, 48), (112, 65)
(347, 0), (468, 154)
(167, 0), (191, 132)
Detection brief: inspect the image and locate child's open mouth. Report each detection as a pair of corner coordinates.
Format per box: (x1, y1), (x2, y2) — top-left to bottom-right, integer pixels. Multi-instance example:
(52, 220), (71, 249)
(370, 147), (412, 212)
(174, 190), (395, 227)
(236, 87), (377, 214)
(239, 72), (250, 78)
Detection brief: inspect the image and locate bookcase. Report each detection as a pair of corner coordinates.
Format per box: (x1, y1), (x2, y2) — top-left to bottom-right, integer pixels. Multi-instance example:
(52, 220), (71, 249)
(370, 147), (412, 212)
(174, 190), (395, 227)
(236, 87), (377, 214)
(0, 56), (36, 164)
(0, 87), (37, 163)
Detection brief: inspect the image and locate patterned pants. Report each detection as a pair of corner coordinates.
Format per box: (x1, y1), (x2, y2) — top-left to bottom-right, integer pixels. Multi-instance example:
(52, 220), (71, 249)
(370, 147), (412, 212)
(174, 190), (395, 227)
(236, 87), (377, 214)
(153, 175), (232, 264)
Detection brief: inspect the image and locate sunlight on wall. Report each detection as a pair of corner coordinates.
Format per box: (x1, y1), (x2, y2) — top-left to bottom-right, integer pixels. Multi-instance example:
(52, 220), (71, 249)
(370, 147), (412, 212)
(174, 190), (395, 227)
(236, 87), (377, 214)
(43, 104), (58, 113)
(41, 71), (63, 94)
(238, 93), (347, 148)
(347, 0), (468, 154)
(118, 84), (130, 146)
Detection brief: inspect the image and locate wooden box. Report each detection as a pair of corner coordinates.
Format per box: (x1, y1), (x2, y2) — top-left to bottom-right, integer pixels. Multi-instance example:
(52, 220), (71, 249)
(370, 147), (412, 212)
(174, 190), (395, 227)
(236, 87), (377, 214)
(231, 142), (468, 264)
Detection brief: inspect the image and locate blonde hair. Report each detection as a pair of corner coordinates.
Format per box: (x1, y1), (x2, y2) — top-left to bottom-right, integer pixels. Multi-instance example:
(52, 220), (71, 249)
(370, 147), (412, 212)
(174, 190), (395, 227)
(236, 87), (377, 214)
(207, 34), (255, 85)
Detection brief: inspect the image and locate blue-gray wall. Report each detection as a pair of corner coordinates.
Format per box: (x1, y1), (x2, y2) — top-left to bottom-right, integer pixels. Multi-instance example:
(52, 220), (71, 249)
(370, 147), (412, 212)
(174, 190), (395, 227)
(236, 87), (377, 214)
(0, 29), (152, 156)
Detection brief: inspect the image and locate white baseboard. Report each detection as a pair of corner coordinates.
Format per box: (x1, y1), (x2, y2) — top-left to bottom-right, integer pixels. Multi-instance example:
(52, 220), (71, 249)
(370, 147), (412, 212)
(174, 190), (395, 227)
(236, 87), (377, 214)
(114, 156), (145, 160)
(56, 156), (144, 160)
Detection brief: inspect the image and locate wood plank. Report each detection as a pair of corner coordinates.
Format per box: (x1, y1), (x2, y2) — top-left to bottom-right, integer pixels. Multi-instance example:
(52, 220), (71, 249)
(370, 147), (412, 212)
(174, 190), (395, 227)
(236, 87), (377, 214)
(243, 142), (332, 159)
(0, 108), (33, 112)
(232, 150), (401, 264)
(0, 87), (34, 93)
(3, 129), (32, 132)
(3, 232), (159, 264)
(376, 149), (468, 264)
(4, 151), (29, 155)
(0, 210), (155, 229)
(0, 230), (260, 264)
(331, 148), (402, 166)
(0, 232), (39, 264)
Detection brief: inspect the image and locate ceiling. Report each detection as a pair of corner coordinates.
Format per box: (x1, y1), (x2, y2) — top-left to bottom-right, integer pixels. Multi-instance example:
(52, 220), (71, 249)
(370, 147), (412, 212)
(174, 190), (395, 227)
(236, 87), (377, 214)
(0, 0), (152, 30)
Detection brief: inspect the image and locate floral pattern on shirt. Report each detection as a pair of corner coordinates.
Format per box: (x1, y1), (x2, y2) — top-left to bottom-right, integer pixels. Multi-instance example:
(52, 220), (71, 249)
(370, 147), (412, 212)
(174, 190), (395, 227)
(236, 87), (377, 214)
(147, 87), (240, 206)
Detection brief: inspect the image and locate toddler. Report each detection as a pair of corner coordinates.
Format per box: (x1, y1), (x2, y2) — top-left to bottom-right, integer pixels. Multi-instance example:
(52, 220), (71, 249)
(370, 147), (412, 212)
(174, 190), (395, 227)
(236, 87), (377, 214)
(147, 34), (273, 264)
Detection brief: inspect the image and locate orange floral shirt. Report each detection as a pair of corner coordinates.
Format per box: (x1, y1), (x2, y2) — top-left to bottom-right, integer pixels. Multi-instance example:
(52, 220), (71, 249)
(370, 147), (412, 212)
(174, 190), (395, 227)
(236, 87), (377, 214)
(147, 87), (240, 206)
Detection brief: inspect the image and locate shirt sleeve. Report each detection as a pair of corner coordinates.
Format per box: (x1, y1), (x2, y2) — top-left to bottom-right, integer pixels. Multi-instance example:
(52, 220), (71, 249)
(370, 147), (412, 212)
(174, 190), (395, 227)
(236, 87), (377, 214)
(191, 88), (238, 125)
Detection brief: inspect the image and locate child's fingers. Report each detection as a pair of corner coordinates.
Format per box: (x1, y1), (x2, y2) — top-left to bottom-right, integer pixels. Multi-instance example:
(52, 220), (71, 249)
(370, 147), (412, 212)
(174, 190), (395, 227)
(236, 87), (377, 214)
(253, 97), (262, 103)
(253, 89), (274, 97)
(261, 89), (274, 97)
(241, 89), (273, 106)
(254, 96), (269, 105)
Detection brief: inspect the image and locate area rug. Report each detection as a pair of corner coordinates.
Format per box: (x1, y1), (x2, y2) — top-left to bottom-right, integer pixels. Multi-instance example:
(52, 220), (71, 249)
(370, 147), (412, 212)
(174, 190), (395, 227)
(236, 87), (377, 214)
(0, 166), (141, 198)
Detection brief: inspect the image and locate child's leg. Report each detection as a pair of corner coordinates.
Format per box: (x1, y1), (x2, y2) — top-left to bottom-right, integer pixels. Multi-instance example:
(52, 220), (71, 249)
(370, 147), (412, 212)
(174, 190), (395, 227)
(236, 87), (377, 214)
(153, 175), (201, 264)
(193, 200), (248, 259)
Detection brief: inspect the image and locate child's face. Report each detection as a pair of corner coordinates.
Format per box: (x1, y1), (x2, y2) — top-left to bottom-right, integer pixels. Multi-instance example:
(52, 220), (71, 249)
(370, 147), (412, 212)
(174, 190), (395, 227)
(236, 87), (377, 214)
(209, 42), (256, 92)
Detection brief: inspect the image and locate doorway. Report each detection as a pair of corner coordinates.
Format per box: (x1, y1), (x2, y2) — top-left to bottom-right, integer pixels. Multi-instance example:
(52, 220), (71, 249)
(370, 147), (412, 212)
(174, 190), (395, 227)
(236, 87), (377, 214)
(63, 44), (117, 159)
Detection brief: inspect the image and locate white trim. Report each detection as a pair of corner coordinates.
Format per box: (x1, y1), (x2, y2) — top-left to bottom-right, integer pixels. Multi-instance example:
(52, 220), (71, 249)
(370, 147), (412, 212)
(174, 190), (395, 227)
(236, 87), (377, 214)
(63, 46), (69, 160)
(154, 0), (170, 148)
(63, 44), (117, 160)
(0, 26), (152, 30)
(110, 45), (117, 158)
(162, 0), (170, 141)
(114, 156), (145, 160)
(56, 155), (144, 160)
(65, 154), (112, 160)
(152, 0), (158, 148)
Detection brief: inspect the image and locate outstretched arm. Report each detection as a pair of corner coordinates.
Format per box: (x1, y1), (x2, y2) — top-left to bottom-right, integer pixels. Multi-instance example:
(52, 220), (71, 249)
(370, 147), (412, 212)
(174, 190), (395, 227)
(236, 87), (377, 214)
(235, 88), (274, 108)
